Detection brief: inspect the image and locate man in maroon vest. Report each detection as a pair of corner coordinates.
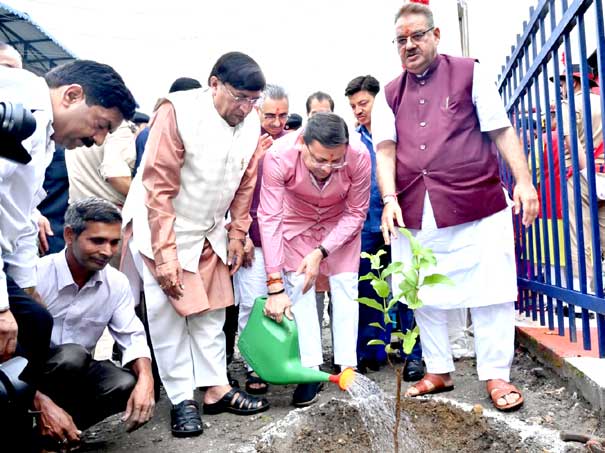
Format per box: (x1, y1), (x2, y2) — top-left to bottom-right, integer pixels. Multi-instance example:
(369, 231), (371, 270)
(373, 3), (539, 411)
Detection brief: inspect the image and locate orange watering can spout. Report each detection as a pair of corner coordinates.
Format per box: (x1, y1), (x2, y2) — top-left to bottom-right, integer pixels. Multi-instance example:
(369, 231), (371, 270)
(329, 367), (356, 391)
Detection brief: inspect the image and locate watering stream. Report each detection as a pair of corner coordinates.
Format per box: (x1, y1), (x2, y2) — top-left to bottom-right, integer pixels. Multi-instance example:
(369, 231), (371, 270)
(345, 372), (426, 452)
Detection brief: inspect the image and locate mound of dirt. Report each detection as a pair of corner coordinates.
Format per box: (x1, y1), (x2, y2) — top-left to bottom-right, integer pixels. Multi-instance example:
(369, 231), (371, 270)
(255, 399), (373, 453)
(402, 398), (520, 452)
(256, 397), (535, 453)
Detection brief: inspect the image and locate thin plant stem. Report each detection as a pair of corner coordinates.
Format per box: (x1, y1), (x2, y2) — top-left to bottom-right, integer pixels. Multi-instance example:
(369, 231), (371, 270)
(394, 366), (403, 453)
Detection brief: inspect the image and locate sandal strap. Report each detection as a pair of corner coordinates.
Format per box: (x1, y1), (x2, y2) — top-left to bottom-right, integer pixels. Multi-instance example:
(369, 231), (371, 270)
(172, 400), (202, 429)
(246, 371), (267, 385)
(231, 389), (262, 409)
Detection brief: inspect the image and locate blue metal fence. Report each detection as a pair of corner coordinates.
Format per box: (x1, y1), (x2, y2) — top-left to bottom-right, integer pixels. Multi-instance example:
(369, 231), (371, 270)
(497, 0), (605, 357)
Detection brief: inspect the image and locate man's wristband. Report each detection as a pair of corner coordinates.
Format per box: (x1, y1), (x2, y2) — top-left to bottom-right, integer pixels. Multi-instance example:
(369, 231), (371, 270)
(317, 245), (329, 259)
(0, 306), (10, 314)
(268, 288), (285, 296)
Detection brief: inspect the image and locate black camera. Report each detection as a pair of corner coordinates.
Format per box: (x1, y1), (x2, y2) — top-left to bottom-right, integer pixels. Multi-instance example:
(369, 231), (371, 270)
(0, 102), (37, 164)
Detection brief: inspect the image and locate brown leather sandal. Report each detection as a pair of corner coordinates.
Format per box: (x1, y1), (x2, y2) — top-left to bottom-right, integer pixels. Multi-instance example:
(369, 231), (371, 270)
(487, 379), (524, 411)
(404, 373), (454, 397)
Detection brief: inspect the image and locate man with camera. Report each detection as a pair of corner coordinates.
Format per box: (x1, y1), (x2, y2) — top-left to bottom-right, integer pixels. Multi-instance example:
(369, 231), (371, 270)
(0, 57), (136, 448)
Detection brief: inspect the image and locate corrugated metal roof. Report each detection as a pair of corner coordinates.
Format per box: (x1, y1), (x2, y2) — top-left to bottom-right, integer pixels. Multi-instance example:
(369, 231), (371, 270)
(0, 2), (76, 75)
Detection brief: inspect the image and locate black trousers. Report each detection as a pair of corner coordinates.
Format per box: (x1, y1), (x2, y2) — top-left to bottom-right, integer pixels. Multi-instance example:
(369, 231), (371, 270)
(40, 344), (136, 430)
(5, 273), (53, 385)
(1, 273), (53, 452)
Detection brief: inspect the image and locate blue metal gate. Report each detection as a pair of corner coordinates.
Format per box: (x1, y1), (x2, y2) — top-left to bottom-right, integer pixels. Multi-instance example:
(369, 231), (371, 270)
(497, 0), (605, 357)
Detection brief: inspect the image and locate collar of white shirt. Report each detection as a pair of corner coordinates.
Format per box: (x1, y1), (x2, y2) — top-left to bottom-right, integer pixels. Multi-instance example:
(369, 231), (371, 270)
(53, 250), (104, 291)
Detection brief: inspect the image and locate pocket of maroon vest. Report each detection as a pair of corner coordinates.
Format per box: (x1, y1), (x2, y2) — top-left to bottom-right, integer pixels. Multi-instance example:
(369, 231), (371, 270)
(439, 93), (473, 116)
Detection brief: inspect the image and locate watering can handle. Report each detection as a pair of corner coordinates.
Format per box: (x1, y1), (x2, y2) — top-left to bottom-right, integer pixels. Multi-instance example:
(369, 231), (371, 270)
(276, 314), (296, 335)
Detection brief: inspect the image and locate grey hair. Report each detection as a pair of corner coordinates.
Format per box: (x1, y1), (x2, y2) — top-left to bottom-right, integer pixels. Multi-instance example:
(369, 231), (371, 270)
(259, 84), (288, 108)
(395, 3), (434, 28)
(303, 112), (349, 148)
(64, 197), (122, 237)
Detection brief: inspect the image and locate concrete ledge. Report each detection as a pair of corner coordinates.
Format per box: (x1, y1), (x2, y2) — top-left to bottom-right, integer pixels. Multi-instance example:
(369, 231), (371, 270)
(516, 325), (605, 413)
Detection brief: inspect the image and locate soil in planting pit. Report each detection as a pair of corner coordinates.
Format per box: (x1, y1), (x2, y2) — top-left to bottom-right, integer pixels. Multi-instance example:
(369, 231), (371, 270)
(255, 399), (373, 453)
(402, 398), (520, 453)
(256, 397), (527, 453)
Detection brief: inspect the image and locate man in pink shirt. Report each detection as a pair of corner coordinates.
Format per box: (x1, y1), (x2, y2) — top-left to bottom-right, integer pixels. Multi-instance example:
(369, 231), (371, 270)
(259, 113), (371, 406)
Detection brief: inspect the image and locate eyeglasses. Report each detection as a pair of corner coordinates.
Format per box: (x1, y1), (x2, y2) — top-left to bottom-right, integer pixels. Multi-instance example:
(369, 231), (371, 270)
(305, 144), (347, 170)
(393, 27), (434, 48)
(221, 83), (261, 106)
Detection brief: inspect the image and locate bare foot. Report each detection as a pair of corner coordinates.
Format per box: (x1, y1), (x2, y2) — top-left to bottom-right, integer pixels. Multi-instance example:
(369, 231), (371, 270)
(203, 384), (232, 405)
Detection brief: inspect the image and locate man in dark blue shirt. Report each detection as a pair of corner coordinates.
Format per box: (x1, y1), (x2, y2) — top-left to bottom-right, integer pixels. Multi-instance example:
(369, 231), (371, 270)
(37, 146), (68, 255)
(345, 75), (423, 380)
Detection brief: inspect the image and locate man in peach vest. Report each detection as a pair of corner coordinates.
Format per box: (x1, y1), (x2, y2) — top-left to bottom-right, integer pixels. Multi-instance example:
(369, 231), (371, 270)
(122, 52), (269, 438)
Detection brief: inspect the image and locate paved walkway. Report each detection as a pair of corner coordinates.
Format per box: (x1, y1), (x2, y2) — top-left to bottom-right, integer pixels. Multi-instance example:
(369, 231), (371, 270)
(516, 313), (605, 412)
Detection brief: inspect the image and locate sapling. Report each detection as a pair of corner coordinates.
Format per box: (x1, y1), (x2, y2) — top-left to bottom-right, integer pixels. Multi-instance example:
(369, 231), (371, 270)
(357, 227), (453, 453)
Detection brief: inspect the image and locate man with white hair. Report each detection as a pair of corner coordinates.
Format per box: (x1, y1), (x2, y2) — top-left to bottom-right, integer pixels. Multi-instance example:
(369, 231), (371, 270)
(233, 84), (287, 395)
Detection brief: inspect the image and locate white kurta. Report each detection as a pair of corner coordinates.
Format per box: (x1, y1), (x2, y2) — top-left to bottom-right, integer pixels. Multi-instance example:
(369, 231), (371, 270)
(391, 191), (517, 309)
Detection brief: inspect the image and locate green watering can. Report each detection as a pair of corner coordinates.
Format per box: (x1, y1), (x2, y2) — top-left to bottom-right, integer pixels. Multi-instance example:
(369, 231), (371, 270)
(238, 297), (354, 390)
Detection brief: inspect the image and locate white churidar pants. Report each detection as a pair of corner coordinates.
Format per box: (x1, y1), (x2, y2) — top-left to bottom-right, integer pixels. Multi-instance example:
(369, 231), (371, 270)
(233, 247), (267, 371)
(130, 241), (228, 404)
(415, 302), (515, 381)
(285, 272), (358, 369)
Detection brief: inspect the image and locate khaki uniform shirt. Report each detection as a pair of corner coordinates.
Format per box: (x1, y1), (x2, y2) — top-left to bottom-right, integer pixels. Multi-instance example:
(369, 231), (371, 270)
(66, 120), (137, 206)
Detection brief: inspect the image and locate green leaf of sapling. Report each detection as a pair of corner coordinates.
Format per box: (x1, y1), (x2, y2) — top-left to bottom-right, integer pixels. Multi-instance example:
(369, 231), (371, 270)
(358, 272), (378, 282)
(356, 297), (385, 312)
(370, 249), (387, 270)
(371, 279), (391, 298)
(402, 326), (420, 355)
(380, 261), (404, 280)
(422, 273), (455, 287)
(368, 322), (386, 331)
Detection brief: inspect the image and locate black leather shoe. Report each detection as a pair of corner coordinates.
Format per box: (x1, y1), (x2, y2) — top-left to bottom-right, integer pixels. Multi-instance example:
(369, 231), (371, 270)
(292, 382), (323, 407)
(357, 358), (382, 375)
(403, 359), (424, 382)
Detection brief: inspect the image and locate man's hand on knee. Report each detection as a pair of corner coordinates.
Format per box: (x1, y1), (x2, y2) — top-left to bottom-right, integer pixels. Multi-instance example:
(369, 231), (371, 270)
(0, 309), (18, 362)
(34, 391), (81, 446)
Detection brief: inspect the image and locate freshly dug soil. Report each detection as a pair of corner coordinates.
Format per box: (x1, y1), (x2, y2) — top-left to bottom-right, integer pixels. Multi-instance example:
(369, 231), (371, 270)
(402, 398), (518, 452)
(255, 400), (373, 453)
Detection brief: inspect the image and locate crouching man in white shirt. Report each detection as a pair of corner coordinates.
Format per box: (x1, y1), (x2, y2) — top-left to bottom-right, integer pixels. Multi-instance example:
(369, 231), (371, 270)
(34, 198), (154, 450)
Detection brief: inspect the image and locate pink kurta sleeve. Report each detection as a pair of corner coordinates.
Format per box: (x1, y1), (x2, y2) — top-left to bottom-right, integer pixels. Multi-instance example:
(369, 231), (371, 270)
(227, 146), (260, 241)
(257, 150), (285, 274)
(141, 102), (185, 266)
(321, 148), (371, 254)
